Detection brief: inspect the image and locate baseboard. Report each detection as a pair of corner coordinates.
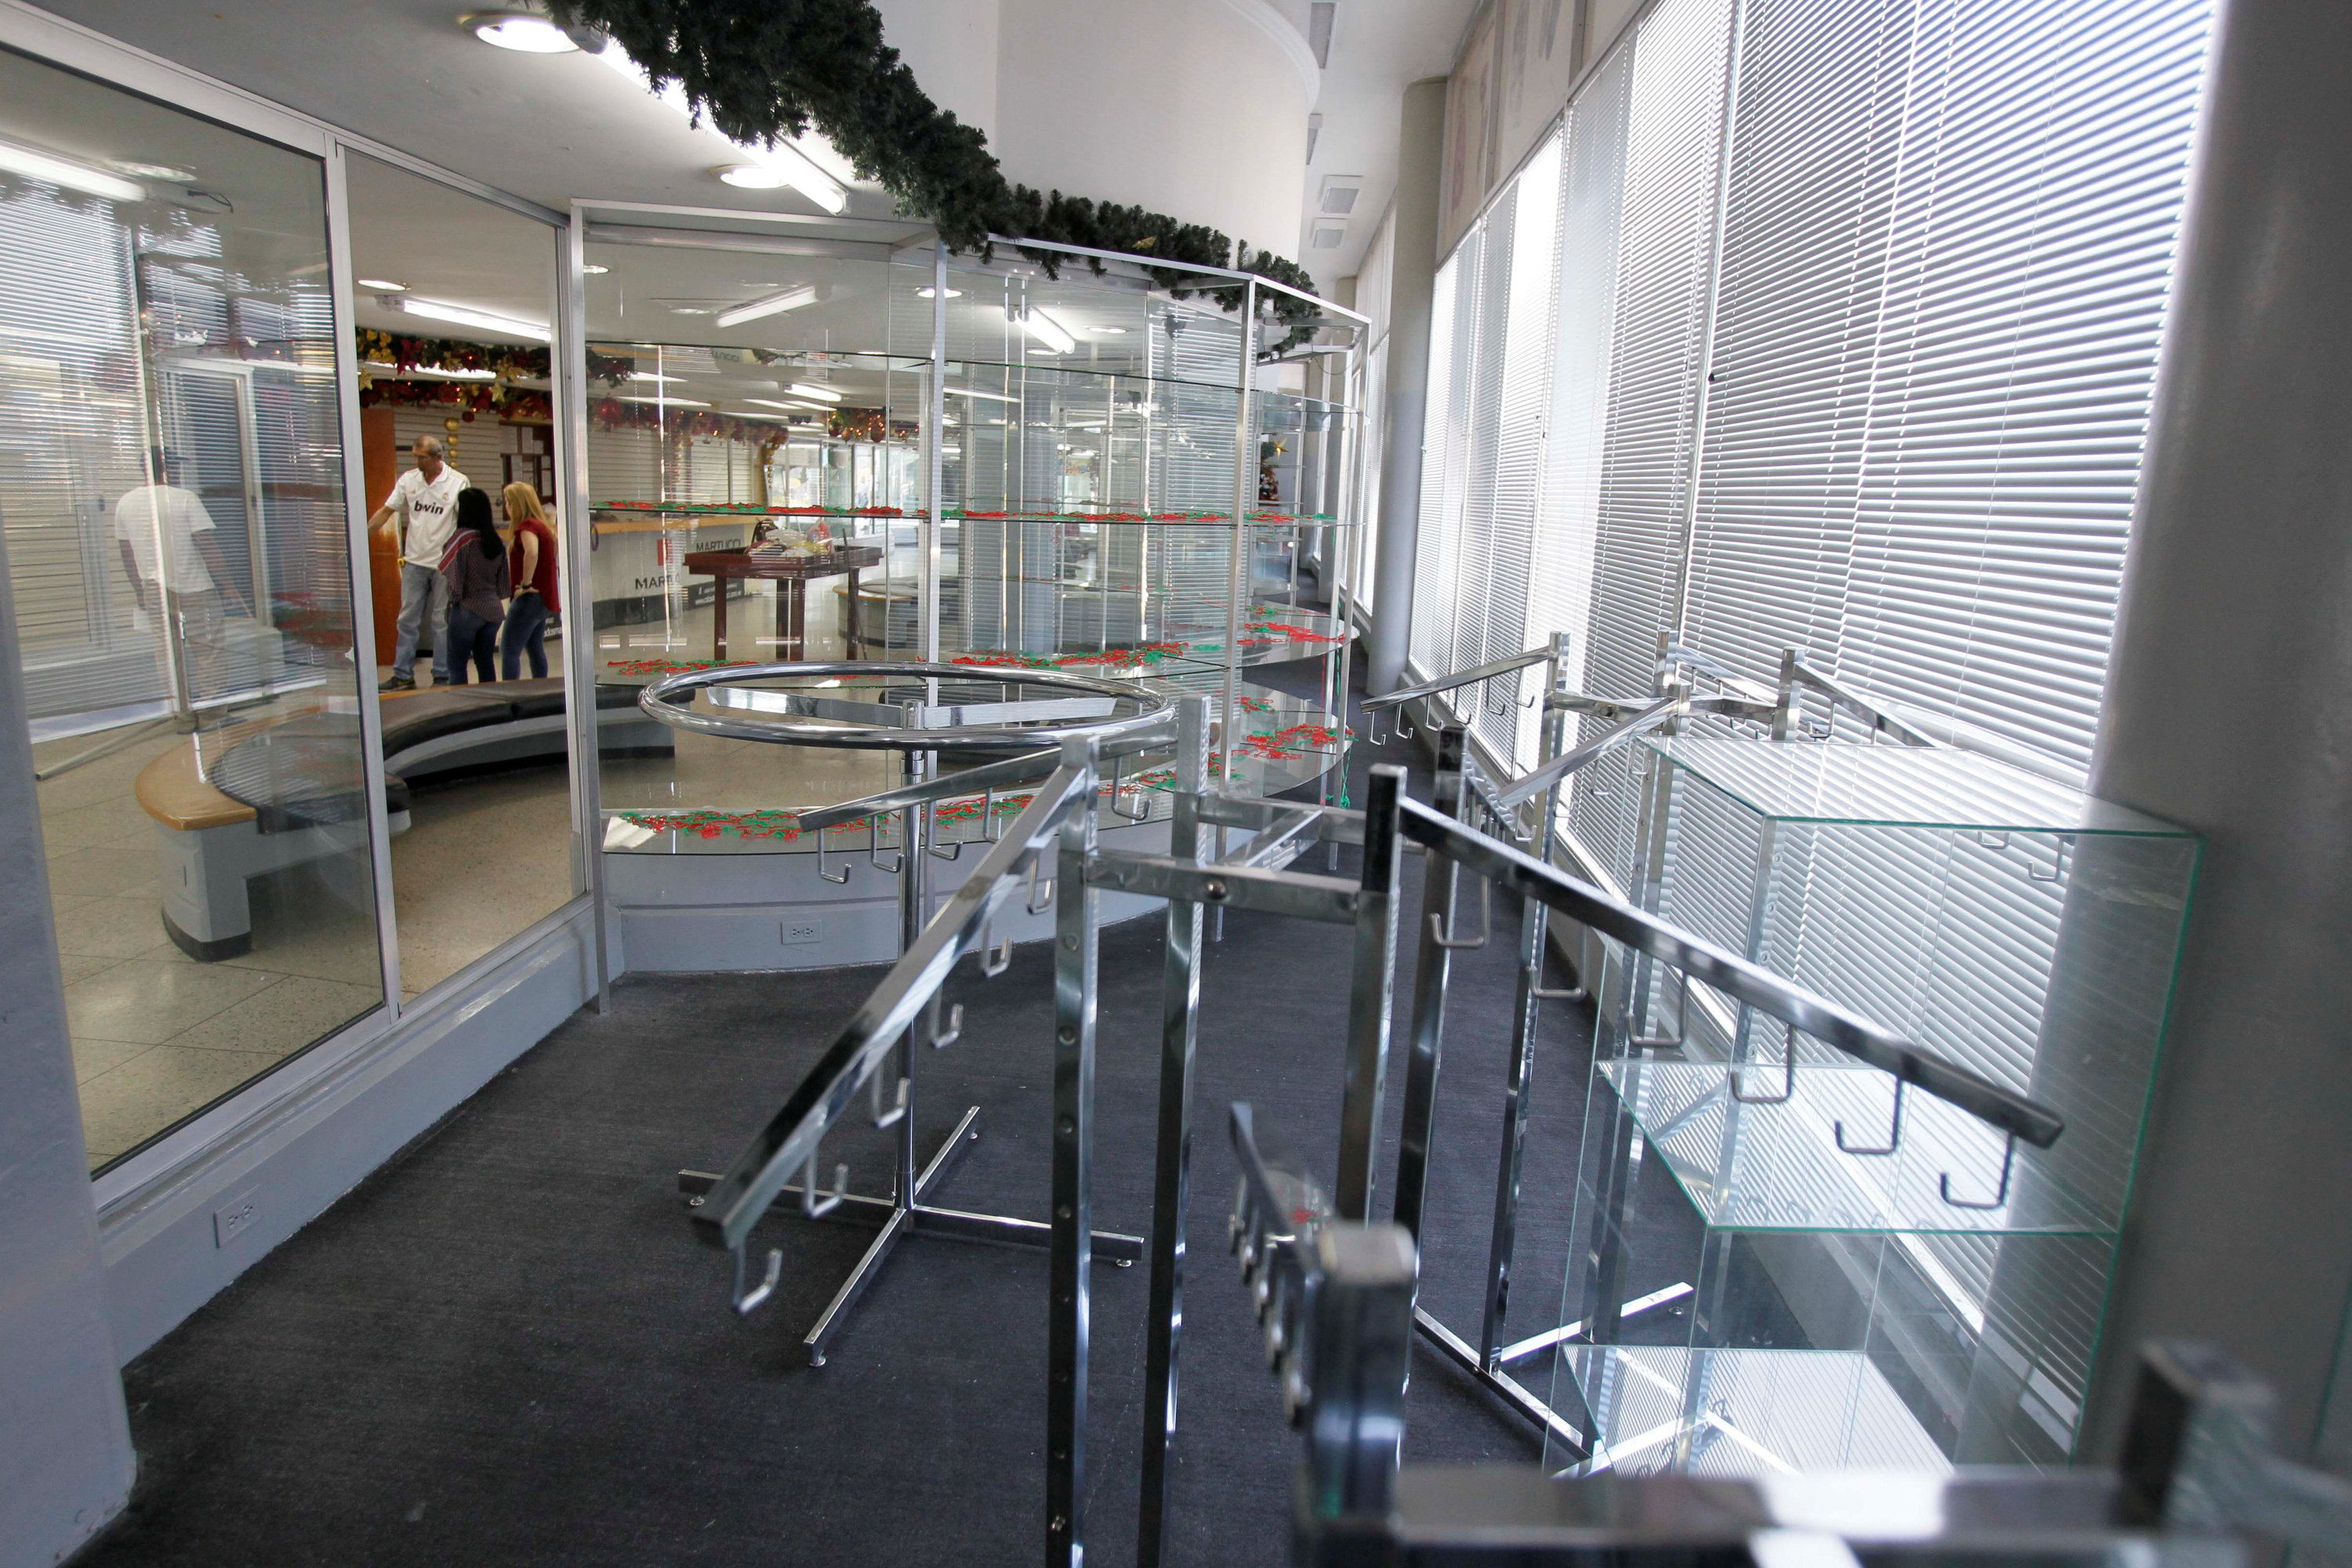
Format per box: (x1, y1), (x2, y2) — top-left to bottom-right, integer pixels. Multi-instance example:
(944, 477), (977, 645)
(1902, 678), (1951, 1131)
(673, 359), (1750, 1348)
(96, 904), (601, 1363)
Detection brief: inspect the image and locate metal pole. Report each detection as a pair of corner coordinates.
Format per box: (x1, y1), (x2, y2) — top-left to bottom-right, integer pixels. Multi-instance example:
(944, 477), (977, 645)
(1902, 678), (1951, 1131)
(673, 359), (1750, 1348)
(924, 245), (946, 663)
(1391, 727), (1465, 1243)
(1047, 735), (1101, 1566)
(1138, 695), (1210, 1568)
(1478, 632), (1571, 1363)
(1337, 763), (1406, 1221)
(555, 203), (609, 1011)
(1218, 281), (1259, 904)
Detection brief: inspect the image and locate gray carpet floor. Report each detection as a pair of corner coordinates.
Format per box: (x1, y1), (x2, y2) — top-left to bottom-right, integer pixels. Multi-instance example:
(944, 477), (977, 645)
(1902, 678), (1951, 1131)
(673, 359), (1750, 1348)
(82, 663), (1698, 1566)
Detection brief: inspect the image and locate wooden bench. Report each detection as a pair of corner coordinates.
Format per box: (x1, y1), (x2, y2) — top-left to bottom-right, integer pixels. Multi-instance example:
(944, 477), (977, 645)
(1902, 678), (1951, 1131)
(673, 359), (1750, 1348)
(138, 680), (663, 959)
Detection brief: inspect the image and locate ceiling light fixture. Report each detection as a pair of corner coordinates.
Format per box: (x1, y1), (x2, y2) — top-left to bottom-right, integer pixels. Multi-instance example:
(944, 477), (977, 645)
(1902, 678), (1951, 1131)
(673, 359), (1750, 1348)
(112, 159), (194, 182)
(588, 44), (848, 213)
(463, 11), (583, 53)
(949, 388), (1020, 405)
(358, 278), (408, 292)
(617, 394), (711, 408)
(1092, 326), (1128, 335)
(915, 286), (963, 299)
(713, 285), (818, 328)
(742, 397), (829, 412)
(389, 296), (551, 343)
(0, 136), (146, 202)
(785, 381), (843, 403)
(1022, 307), (1076, 355)
(582, 263), (610, 275)
(628, 371), (684, 383)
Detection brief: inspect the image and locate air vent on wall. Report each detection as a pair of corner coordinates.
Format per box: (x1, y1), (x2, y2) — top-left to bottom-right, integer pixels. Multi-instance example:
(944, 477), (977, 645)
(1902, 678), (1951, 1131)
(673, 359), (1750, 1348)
(1308, 2), (1337, 68)
(1318, 174), (1363, 216)
(1309, 224), (1346, 250)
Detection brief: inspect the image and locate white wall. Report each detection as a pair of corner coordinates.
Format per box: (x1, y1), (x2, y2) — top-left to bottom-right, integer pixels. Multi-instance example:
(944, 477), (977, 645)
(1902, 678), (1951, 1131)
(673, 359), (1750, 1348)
(986, 0), (1316, 251)
(0, 539), (135, 1564)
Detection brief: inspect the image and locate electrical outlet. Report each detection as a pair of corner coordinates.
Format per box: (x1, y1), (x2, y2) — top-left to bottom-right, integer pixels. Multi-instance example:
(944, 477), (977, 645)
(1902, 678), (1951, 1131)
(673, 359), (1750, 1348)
(213, 1188), (260, 1248)
(780, 919), (822, 946)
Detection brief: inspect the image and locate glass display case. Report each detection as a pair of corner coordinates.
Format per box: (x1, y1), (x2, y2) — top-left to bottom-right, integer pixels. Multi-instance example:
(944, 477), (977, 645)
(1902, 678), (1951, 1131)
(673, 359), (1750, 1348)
(566, 215), (1365, 967)
(1544, 736), (2199, 1475)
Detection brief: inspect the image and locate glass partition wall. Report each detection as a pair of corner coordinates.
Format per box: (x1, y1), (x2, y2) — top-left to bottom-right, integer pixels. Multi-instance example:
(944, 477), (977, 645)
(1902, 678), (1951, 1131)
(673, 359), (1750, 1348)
(575, 216), (1367, 960)
(0, 42), (589, 1177)
(0, 45), (385, 1169)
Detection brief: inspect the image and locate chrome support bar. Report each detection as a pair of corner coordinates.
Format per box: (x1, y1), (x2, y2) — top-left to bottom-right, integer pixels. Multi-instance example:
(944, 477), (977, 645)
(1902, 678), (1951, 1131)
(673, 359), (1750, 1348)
(1083, 854), (1363, 924)
(1358, 648), (1554, 714)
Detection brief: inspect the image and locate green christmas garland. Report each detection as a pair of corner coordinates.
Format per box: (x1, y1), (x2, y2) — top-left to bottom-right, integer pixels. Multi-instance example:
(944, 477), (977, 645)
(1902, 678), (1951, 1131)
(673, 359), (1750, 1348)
(546, 0), (1323, 350)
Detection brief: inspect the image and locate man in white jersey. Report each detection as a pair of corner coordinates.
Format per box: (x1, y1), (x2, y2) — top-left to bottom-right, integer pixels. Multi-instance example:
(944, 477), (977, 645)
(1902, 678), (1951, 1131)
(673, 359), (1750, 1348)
(115, 448), (246, 704)
(368, 434), (468, 689)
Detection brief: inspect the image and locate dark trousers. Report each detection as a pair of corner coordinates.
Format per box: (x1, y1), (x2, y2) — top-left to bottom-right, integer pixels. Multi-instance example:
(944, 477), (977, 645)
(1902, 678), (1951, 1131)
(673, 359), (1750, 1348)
(501, 590), (549, 680)
(445, 604), (499, 684)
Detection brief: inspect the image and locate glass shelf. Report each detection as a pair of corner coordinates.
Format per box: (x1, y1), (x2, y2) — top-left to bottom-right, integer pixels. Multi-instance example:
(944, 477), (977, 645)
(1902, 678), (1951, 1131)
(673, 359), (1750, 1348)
(1643, 737), (2192, 837)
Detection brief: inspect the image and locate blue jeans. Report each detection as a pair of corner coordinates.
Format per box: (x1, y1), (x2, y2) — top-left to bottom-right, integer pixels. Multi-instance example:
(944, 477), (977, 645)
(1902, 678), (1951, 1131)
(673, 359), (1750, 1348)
(501, 590), (549, 679)
(445, 604), (499, 685)
(392, 560), (451, 682)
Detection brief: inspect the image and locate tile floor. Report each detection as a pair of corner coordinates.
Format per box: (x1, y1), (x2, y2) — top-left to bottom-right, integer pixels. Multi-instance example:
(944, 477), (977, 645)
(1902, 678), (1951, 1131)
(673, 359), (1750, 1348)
(37, 671), (579, 1173)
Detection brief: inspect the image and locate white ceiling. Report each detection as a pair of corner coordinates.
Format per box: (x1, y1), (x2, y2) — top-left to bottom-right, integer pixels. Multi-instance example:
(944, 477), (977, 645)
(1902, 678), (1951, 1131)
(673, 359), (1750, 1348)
(1294, 0), (1479, 290)
(39, 0), (1469, 298)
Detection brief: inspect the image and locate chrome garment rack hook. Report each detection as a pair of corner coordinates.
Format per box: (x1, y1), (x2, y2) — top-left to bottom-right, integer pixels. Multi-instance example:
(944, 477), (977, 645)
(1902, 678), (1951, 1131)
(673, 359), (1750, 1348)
(1835, 1077), (1907, 1156)
(801, 1148), (848, 1218)
(1025, 856), (1055, 916)
(731, 1243), (783, 1316)
(1632, 964), (1692, 1051)
(1109, 752), (1152, 822)
(816, 834), (850, 885)
(978, 916), (1012, 978)
(869, 812), (904, 874)
(1940, 1131), (2018, 1211)
(869, 1068), (908, 1129)
(928, 993), (964, 1049)
(1729, 1018), (1797, 1105)
(927, 798), (963, 860)
(1429, 873), (1492, 950)
(1363, 704), (1389, 745)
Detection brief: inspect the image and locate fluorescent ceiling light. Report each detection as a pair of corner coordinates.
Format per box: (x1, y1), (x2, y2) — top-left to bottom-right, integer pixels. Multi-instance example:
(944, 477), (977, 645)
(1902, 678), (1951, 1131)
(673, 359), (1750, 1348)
(113, 159), (193, 182)
(715, 164), (788, 191)
(582, 263), (610, 275)
(464, 11), (582, 52)
(1093, 325), (1128, 335)
(1022, 307), (1076, 355)
(713, 285), (818, 328)
(0, 136), (145, 202)
(390, 296), (551, 343)
(618, 394), (711, 408)
(629, 371), (684, 383)
(786, 381), (843, 402)
(742, 397), (829, 412)
(594, 45), (847, 213)
(916, 287), (962, 299)
(358, 278), (408, 292)
(949, 387), (1020, 405)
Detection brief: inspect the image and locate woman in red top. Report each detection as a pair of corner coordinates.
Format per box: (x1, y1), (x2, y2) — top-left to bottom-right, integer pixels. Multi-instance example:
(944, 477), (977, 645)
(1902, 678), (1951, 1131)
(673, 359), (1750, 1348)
(499, 482), (561, 680)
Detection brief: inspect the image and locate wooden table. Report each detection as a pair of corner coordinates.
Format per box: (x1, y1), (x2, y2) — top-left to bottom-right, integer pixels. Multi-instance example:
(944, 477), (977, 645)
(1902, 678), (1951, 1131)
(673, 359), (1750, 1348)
(683, 545), (884, 662)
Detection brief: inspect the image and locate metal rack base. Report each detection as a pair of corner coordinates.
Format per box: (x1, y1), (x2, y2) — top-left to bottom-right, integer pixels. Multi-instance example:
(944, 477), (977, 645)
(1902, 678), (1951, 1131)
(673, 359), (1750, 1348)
(679, 1106), (1142, 1367)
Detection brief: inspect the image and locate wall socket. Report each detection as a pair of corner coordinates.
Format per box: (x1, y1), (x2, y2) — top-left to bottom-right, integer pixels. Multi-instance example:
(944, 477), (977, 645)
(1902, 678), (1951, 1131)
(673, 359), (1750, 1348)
(213, 1188), (260, 1248)
(780, 918), (822, 946)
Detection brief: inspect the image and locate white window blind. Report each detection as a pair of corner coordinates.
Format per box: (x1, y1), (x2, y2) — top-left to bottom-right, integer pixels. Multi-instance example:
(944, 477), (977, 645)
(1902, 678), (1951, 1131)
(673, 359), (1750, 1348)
(1410, 244), (1471, 677)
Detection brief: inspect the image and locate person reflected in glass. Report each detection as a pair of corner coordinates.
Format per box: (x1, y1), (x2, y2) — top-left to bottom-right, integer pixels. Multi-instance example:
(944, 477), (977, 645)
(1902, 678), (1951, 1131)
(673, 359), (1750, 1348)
(437, 487), (510, 686)
(499, 481), (559, 681)
(115, 446), (248, 708)
(369, 434), (468, 691)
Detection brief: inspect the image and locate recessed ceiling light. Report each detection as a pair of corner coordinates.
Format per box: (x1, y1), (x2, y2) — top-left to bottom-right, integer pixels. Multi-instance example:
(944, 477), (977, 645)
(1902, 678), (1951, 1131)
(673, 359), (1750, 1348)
(582, 263), (610, 275)
(463, 11), (582, 53)
(668, 306), (715, 316)
(617, 394), (711, 408)
(916, 287), (963, 299)
(786, 381), (843, 403)
(358, 278), (408, 292)
(742, 397), (829, 412)
(629, 371), (684, 383)
(1092, 325), (1128, 335)
(112, 159), (194, 182)
(715, 163), (789, 191)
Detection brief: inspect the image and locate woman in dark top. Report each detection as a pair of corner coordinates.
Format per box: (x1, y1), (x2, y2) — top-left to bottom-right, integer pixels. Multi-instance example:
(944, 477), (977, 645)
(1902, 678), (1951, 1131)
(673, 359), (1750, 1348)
(499, 481), (560, 680)
(437, 487), (510, 685)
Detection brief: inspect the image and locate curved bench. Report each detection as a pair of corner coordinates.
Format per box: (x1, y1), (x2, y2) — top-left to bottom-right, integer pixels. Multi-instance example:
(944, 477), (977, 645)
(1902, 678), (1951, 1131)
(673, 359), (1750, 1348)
(140, 680), (666, 960)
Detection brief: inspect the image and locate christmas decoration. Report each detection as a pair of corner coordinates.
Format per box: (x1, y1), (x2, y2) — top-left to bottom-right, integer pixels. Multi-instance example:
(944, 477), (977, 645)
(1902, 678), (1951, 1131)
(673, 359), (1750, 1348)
(545, 0), (1323, 350)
